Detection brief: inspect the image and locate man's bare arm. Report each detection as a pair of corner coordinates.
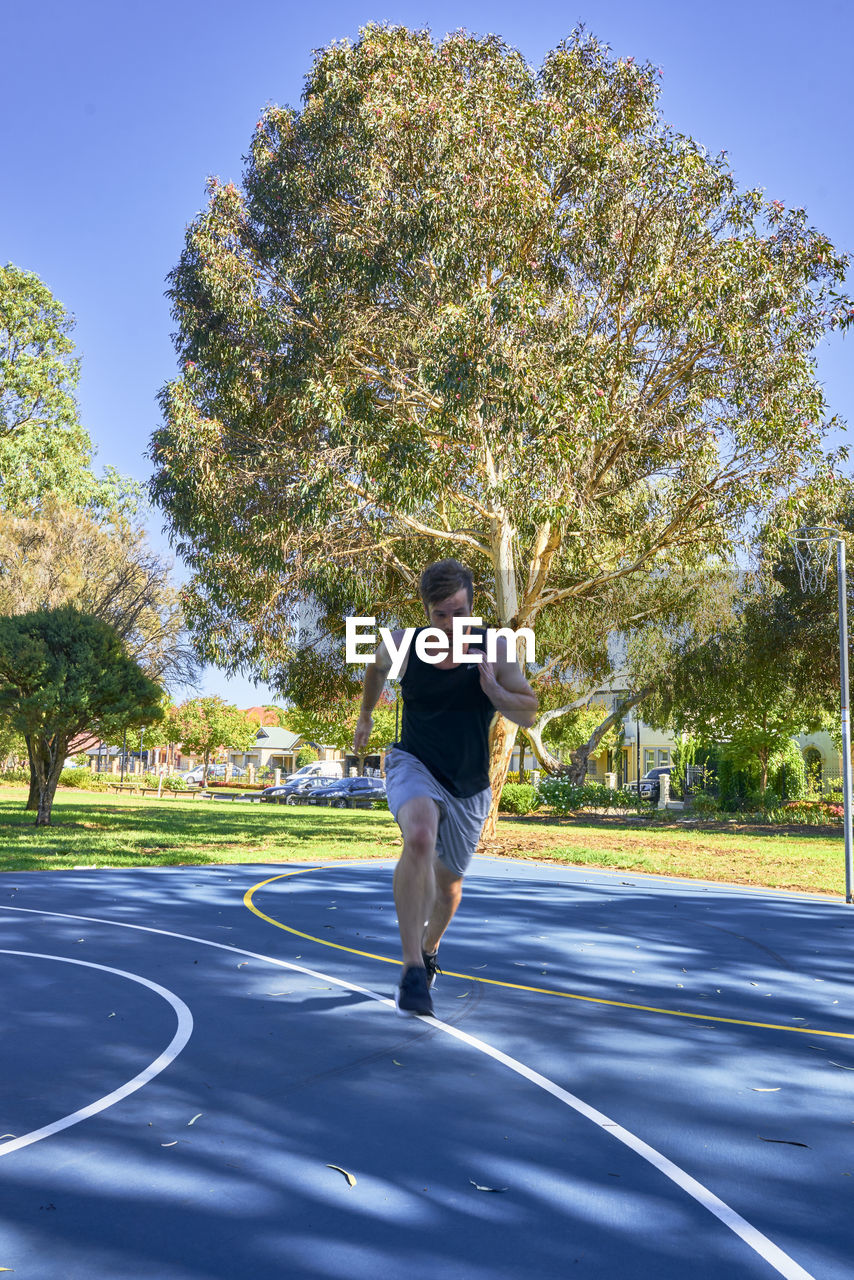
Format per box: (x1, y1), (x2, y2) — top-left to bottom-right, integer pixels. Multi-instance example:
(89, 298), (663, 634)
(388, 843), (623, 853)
(353, 636), (395, 753)
(478, 636), (538, 727)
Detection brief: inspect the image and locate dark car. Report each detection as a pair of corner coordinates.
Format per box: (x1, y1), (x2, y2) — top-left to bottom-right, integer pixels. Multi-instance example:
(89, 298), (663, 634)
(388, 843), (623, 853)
(310, 776), (387, 808)
(260, 777), (337, 804)
(292, 778), (343, 804)
(626, 766), (672, 802)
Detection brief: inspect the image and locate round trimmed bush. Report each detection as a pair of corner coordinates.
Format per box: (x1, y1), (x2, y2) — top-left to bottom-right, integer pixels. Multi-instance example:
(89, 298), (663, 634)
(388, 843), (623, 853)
(499, 782), (540, 815)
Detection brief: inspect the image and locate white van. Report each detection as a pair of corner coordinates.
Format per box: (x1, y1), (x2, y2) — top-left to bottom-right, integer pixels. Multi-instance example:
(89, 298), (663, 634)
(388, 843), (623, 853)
(288, 761), (343, 780)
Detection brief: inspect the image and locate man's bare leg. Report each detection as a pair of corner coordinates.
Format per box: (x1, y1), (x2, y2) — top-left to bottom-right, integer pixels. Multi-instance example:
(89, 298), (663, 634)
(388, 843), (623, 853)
(394, 796), (441, 970)
(422, 860), (463, 957)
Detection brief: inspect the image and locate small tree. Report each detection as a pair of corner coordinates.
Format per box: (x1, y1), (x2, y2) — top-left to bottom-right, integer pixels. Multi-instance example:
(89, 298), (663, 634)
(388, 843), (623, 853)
(0, 606), (163, 824)
(644, 590), (825, 793)
(287, 690), (397, 758)
(173, 697), (258, 781)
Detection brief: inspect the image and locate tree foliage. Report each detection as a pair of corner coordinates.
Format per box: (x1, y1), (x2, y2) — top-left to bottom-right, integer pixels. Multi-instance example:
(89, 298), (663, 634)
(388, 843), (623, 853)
(172, 697), (258, 778)
(643, 574), (829, 791)
(150, 24), (852, 812)
(0, 264), (142, 515)
(0, 501), (198, 690)
(287, 687), (397, 755)
(0, 606), (163, 824)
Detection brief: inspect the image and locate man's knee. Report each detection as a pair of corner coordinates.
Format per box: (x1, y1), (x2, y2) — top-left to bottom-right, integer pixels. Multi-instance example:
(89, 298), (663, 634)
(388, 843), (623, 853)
(403, 821), (437, 858)
(399, 798), (439, 859)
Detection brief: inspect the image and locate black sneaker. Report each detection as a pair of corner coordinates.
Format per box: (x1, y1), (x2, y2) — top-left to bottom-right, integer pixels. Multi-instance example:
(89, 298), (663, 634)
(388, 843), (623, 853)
(395, 966), (434, 1017)
(422, 949), (441, 989)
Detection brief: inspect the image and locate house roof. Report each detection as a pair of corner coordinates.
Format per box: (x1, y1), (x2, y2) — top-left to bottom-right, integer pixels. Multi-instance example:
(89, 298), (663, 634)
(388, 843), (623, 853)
(251, 727), (302, 750)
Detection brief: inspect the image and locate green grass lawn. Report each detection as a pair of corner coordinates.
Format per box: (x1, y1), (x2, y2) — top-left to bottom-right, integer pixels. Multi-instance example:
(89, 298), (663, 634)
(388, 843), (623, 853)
(0, 787), (848, 896)
(0, 788), (402, 870)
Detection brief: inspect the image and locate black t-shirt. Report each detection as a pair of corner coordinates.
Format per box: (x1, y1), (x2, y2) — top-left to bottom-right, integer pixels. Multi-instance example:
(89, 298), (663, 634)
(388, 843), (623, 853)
(398, 627), (495, 798)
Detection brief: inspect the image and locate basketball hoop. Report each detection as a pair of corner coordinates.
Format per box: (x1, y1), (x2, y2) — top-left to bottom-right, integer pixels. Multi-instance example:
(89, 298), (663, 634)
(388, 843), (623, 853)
(789, 526), (839, 595)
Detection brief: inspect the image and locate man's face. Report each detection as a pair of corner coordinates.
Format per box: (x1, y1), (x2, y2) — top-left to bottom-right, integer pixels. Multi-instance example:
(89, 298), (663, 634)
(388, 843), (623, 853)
(426, 588), (472, 638)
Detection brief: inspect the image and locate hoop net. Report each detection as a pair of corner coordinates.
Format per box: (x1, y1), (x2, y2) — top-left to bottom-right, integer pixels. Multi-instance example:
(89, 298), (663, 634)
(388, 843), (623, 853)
(789, 526), (838, 595)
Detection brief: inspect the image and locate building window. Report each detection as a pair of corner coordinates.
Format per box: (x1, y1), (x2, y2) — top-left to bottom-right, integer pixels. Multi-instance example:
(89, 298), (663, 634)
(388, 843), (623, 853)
(658, 750), (671, 767)
(644, 749), (655, 772)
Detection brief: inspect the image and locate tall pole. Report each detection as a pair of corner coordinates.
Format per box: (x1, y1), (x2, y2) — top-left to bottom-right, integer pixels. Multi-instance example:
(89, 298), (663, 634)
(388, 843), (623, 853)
(121, 728), (127, 783)
(836, 539), (853, 902)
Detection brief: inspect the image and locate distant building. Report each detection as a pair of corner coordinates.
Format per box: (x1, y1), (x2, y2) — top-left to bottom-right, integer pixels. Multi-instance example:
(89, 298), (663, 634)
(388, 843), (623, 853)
(229, 726), (303, 774)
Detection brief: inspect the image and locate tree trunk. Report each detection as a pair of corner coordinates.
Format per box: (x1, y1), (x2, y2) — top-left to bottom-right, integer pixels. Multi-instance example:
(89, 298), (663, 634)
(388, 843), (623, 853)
(480, 714), (518, 843)
(30, 735), (67, 827)
(524, 721), (564, 773)
(25, 735), (39, 811)
(759, 749), (768, 794)
(479, 507), (521, 843)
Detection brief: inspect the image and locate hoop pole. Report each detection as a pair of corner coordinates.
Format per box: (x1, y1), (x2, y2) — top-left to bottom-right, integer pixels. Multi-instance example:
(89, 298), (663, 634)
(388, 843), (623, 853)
(836, 538), (854, 903)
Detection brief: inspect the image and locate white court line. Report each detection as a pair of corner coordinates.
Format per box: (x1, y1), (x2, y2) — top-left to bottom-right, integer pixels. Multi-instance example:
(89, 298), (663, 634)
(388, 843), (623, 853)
(1, 905), (814, 1280)
(0, 950), (193, 1157)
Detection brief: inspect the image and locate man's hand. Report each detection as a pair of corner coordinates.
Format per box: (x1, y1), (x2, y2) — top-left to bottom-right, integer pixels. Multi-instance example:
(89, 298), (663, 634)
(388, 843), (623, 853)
(478, 660), (502, 702)
(353, 713), (374, 754)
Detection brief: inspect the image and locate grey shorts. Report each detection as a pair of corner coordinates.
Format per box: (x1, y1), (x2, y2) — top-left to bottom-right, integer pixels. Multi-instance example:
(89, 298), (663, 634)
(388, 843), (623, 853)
(384, 747), (491, 878)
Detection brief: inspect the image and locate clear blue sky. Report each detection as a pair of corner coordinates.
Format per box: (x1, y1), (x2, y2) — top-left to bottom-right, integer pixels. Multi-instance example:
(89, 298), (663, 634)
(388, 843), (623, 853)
(3, 0), (851, 705)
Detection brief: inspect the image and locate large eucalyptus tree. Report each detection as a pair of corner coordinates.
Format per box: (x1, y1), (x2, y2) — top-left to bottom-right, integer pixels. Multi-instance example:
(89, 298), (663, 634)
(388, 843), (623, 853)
(151, 25), (851, 829)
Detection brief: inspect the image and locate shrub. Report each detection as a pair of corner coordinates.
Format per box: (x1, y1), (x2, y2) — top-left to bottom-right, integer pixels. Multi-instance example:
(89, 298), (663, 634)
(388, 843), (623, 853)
(770, 742), (808, 801)
(0, 767), (31, 786)
(779, 800), (843, 824)
(161, 774), (188, 791)
(296, 746), (318, 769)
(59, 769), (109, 790)
(499, 782), (540, 815)
(687, 791), (720, 818)
(537, 776), (646, 815)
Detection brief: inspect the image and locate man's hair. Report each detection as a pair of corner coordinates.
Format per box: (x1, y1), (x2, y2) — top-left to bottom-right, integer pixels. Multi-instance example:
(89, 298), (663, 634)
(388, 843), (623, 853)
(419, 559), (474, 612)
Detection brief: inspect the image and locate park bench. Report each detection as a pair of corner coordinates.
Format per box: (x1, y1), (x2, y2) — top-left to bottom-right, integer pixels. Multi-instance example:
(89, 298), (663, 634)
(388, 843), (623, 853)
(107, 784), (203, 799)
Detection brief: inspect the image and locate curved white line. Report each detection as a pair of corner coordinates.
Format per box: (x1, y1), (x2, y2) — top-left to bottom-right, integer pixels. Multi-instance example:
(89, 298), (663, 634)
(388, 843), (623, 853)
(0, 949), (193, 1157)
(1, 905), (814, 1279)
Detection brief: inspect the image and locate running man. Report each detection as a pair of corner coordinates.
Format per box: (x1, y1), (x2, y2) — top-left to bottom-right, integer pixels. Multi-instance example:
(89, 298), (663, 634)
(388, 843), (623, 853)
(353, 559), (538, 1017)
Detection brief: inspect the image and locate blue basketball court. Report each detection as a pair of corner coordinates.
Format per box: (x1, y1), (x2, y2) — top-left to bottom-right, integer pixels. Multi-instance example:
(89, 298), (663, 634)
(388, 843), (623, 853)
(1, 858), (851, 1278)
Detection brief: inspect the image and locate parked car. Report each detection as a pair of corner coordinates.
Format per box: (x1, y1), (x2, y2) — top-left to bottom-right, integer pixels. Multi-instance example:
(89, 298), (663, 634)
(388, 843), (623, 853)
(310, 776), (387, 808)
(626, 766), (672, 802)
(286, 761), (344, 781)
(186, 764), (247, 786)
(260, 777), (338, 804)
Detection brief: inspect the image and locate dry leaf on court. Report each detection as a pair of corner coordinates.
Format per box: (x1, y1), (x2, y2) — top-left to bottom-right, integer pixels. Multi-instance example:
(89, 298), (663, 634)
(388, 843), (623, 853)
(187, 1114), (203, 1126)
(161, 1141), (178, 1148)
(327, 1164), (356, 1187)
(469, 1179), (508, 1192)
(829, 1062), (854, 1071)
(758, 1136), (809, 1148)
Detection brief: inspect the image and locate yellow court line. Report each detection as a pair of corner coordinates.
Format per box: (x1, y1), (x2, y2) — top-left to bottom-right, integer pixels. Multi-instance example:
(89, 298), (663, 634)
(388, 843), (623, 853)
(243, 867), (854, 1042)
